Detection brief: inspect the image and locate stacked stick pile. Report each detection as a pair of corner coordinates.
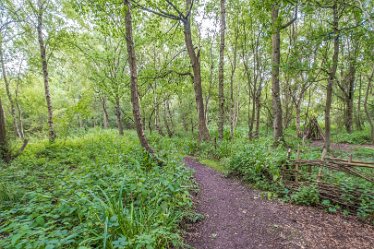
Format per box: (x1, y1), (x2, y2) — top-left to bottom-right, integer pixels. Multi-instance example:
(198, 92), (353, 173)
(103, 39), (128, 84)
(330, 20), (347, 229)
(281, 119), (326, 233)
(282, 149), (374, 215)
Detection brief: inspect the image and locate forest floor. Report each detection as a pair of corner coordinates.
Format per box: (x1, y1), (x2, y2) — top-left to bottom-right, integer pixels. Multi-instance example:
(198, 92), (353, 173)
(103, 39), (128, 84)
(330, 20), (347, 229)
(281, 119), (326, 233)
(183, 157), (374, 249)
(311, 141), (374, 152)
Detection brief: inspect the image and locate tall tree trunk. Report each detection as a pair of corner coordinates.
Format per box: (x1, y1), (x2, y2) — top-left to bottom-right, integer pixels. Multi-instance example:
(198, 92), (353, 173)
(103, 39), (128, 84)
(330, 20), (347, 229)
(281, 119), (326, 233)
(183, 0), (210, 142)
(356, 74), (363, 130)
(101, 97), (110, 129)
(0, 38), (22, 139)
(152, 84), (164, 136)
(218, 0), (226, 141)
(249, 92), (256, 139)
(165, 98), (174, 131)
(230, 27), (238, 139)
(37, 2), (56, 142)
(295, 101), (301, 138)
(205, 41), (214, 126)
(163, 101), (173, 138)
(364, 68), (374, 144)
(0, 98), (10, 163)
(124, 0), (154, 154)
(345, 54), (356, 133)
(114, 97), (124, 135)
(271, 4), (283, 144)
(254, 94), (261, 138)
(325, 2), (339, 151)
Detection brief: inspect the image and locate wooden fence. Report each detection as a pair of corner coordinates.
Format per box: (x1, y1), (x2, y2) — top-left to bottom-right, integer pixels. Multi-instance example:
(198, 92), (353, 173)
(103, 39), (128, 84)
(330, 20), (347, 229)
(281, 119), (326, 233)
(282, 148), (374, 213)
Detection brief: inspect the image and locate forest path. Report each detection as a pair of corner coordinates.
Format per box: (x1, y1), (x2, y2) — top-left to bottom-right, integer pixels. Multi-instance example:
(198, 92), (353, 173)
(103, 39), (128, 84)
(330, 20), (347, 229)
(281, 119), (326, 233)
(183, 157), (374, 249)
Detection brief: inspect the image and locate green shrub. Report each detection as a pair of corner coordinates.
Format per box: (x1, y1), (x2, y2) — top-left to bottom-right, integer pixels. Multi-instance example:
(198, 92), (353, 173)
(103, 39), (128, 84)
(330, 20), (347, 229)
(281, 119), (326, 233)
(228, 138), (286, 191)
(290, 185), (320, 206)
(333, 129), (371, 144)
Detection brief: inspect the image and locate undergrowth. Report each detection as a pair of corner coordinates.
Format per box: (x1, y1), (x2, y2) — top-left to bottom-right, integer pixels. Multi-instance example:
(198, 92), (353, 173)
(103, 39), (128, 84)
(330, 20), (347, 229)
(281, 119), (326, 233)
(151, 129), (374, 224)
(0, 130), (194, 248)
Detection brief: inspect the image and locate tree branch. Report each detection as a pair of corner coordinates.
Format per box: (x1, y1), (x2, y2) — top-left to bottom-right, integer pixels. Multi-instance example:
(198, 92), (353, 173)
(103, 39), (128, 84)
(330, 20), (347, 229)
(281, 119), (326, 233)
(281, 4), (298, 30)
(132, 0), (180, 20)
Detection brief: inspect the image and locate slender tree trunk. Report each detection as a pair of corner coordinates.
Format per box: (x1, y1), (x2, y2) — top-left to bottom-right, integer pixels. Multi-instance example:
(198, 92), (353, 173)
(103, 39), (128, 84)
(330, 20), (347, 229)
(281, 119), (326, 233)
(249, 92), (256, 139)
(37, 3), (56, 142)
(163, 101), (173, 137)
(254, 93), (261, 138)
(0, 39), (22, 138)
(166, 99), (174, 131)
(183, 0), (210, 142)
(15, 80), (25, 139)
(364, 69), (374, 144)
(205, 41), (214, 126)
(356, 74), (363, 130)
(218, 0), (226, 141)
(295, 102), (301, 138)
(345, 58), (356, 133)
(101, 97), (110, 129)
(230, 29), (238, 139)
(271, 3), (283, 144)
(0, 98), (10, 163)
(114, 97), (124, 135)
(325, 2), (339, 151)
(124, 0), (154, 153)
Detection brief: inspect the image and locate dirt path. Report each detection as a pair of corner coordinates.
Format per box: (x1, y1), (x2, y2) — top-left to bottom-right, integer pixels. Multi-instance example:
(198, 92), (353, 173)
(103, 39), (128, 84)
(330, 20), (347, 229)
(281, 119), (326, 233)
(183, 157), (374, 249)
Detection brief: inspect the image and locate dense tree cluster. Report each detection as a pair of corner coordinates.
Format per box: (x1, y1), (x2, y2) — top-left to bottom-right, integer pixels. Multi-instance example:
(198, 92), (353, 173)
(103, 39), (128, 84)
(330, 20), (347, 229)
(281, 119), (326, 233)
(0, 0), (373, 157)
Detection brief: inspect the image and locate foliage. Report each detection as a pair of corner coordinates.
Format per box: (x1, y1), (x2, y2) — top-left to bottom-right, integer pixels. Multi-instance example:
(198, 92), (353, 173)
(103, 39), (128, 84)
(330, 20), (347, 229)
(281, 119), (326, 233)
(333, 128), (372, 144)
(290, 185), (320, 206)
(0, 130), (194, 248)
(228, 138), (286, 191)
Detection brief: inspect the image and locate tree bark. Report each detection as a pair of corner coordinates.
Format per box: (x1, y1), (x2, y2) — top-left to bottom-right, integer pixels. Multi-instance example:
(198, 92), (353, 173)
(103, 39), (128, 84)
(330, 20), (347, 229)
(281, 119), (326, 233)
(345, 47), (357, 134)
(124, 0), (154, 154)
(229, 25), (239, 140)
(356, 74), (363, 130)
(101, 97), (110, 129)
(254, 95), (261, 138)
(0, 98), (10, 163)
(325, 1), (339, 151)
(204, 42), (214, 126)
(37, 1), (56, 142)
(271, 3), (283, 144)
(183, 0), (210, 142)
(163, 101), (173, 138)
(295, 102), (301, 137)
(114, 97), (124, 135)
(218, 0), (226, 141)
(0, 41), (23, 139)
(364, 68), (374, 144)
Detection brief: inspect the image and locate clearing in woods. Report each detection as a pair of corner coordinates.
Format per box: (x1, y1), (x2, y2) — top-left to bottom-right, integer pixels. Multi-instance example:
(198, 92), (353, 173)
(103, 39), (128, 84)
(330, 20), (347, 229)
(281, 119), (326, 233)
(183, 157), (374, 249)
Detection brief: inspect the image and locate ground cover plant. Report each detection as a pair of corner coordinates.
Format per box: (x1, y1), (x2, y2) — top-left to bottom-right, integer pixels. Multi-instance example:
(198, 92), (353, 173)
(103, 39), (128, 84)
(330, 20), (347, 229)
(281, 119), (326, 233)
(0, 130), (194, 248)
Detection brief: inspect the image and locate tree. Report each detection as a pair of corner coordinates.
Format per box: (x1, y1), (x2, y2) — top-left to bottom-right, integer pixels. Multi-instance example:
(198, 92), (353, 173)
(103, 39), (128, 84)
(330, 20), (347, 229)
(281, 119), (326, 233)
(271, 2), (297, 144)
(124, 0), (154, 154)
(34, 0), (56, 142)
(0, 98), (10, 162)
(364, 67), (374, 144)
(217, 0), (226, 140)
(133, 0), (210, 142)
(324, 0), (340, 151)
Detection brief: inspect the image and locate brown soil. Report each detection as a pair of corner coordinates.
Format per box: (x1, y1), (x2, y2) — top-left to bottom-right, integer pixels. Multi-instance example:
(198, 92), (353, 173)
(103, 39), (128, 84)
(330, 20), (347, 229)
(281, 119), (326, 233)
(311, 141), (374, 152)
(183, 157), (374, 249)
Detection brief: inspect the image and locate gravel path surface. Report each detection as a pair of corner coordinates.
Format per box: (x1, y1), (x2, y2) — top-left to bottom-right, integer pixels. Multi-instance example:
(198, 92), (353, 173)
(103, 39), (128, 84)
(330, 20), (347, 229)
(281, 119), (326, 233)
(183, 157), (374, 249)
